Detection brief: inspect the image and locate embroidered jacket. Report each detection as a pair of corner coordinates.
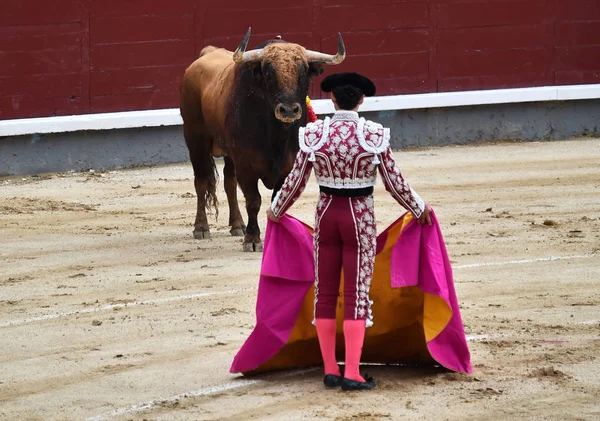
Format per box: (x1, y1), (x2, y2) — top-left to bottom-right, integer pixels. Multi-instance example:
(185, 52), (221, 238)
(271, 110), (425, 218)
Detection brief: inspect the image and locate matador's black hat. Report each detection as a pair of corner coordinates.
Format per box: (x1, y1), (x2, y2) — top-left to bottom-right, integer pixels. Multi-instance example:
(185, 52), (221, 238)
(320, 72), (376, 97)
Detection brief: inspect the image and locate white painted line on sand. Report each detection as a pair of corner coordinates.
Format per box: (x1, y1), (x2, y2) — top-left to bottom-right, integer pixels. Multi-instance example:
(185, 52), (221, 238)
(86, 379), (259, 421)
(86, 368), (317, 421)
(0, 289), (253, 328)
(465, 334), (489, 341)
(2, 254), (595, 328)
(86, 333), (498, 421)
(454, 253), (597, 269)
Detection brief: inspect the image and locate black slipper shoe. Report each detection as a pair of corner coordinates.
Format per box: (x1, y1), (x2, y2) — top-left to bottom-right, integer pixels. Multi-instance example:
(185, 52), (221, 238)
(323, 374), (343, 388)
(341, 374), (376, 391)
(323, 366), (344, 388)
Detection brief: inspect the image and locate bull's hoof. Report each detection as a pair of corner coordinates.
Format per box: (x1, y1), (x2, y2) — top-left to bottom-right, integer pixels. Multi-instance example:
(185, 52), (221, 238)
(230, 228), (245, 237)
(193, 229), (211, 240)
(242, 241), (263, 252)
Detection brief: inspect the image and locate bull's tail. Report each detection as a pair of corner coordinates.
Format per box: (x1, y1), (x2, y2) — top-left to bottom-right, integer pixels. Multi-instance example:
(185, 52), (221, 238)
(206, 156), (219, 220)
(185, 128), (220, 221)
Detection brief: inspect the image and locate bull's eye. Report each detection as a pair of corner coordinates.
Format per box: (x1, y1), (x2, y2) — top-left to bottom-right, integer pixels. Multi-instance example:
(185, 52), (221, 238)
(263, 63), (276, 82)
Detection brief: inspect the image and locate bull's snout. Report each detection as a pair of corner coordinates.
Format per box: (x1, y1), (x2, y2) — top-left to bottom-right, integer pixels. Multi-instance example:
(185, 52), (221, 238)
(275, 102), (302, 122)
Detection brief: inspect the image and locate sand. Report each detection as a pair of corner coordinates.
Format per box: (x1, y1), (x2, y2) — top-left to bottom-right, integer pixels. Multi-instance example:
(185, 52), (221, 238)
(1, 138), (599, 421)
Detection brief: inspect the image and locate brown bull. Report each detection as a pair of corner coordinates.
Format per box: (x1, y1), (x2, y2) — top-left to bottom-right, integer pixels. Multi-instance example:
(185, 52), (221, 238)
(180, 28), (345, 251)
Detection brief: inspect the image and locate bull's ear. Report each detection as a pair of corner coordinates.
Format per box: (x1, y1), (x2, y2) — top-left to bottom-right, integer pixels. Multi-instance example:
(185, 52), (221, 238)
(308, 63), (325, 77)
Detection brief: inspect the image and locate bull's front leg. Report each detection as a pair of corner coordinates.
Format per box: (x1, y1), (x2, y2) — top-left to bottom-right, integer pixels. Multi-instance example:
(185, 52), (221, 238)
(223, 156), (246, 237)
(238, 178), (263, 252)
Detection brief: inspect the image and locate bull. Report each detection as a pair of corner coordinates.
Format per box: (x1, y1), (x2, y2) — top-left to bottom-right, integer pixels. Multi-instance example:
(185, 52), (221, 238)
(180, 28), (345, 251)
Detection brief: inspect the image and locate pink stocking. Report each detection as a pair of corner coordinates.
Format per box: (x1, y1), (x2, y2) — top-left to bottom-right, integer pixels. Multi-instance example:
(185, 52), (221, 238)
(315, 318), (340, 376)
(343, 319), (366, 382)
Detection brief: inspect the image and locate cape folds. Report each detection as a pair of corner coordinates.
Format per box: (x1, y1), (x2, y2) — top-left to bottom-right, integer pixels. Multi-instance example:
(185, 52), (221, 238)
(230, 211), (472, 375)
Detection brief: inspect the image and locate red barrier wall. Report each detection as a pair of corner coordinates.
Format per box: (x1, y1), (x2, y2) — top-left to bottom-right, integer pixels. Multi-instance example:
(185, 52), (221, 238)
(1, 0), (599, 120)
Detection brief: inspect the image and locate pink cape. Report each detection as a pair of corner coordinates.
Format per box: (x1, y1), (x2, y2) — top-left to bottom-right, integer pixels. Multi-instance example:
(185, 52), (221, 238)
(230, 211), (472, 374)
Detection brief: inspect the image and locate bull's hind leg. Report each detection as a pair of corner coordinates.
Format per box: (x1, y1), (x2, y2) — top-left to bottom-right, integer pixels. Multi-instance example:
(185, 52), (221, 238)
(223, 156), (246, 236)
(192, 176), (211, 239)
(184, 127), (218, 240)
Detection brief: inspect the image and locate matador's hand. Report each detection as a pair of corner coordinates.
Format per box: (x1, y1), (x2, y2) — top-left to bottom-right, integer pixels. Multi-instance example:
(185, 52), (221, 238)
(417, 203), (433, 226)
(267, 207), (281, 223)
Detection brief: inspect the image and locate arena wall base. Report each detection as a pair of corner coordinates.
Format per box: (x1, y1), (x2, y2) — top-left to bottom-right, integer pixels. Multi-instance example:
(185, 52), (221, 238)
(367, 99), (600, 149)
(1, 99), (599, 176)
(0, 126), (187, 176)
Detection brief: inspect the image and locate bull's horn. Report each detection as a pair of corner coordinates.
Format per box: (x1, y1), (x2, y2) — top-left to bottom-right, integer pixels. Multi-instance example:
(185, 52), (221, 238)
(232, 27), (264, 63)
(305, 33), (346, 65)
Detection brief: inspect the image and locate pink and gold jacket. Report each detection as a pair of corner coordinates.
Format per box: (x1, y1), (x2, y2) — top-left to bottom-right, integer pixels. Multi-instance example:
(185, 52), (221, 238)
(271, 110), (425, 218)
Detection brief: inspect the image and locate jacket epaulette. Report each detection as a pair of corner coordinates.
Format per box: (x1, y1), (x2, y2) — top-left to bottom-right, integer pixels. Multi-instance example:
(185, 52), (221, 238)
(360, 119), (390, 154)
(299, 117), (330, 160)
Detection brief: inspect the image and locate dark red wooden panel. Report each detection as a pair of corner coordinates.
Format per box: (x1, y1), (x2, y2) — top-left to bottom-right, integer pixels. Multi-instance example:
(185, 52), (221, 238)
(1, 0), (599, 120)
(0, 49), (82, 78)
(437, 0), (546, 28)
(202, 35), (269, 52)
(438, 48), (548, 78)
(555, 22), (600, 47)
(555, 71), (600, 85)
(91, 92), (179, 113)
(555, 0), (600, 21)
(275, 33), (315, 48)
(0, 24), (82, 52)
(0, 96), (83, 120)
(90, 0), (194, 17)
(427, 1), (439, 94)
(91, 66), (184, 97)
(370, 77), (430, 96)
(555, 46), (600, 71)
(319, 3), (429, 32)
(321, 29), (430, 55)
(336, 52), (429, 79)
(321, 0), (407, 5)
(211, 0), (312, 9)
(439, 72), (548, 92)
(91, 15), (194, 45)
(203, 7), (312, 38)
(91, 41), (194, 70)
(438, 25), (546, 51)
(0, 0), (84, 26)
(0, 73), (82, 98)
(80, 0), (91, 117)
(314, 75), (430, 98)
(203, 32), (314, 52)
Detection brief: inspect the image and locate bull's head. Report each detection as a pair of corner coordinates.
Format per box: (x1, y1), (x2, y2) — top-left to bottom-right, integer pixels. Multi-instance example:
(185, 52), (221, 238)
(233, 27), (345, 123)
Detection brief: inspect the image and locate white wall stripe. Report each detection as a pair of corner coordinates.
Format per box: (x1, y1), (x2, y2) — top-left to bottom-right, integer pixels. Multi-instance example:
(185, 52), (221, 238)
(2, 84), (599, 137)
(346, 84), (600, 114)
(0, 288), (253, 328)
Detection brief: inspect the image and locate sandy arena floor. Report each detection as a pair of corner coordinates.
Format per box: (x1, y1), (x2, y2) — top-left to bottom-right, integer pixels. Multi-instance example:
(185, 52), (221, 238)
(1, 138), (599, 421)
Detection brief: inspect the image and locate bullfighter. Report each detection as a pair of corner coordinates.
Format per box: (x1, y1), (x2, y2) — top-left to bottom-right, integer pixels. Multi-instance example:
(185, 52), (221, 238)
(267, 72), (433, 390)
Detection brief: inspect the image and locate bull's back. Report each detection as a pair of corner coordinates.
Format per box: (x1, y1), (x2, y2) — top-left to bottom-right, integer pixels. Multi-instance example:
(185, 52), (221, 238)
(180, 48), (236, 132)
